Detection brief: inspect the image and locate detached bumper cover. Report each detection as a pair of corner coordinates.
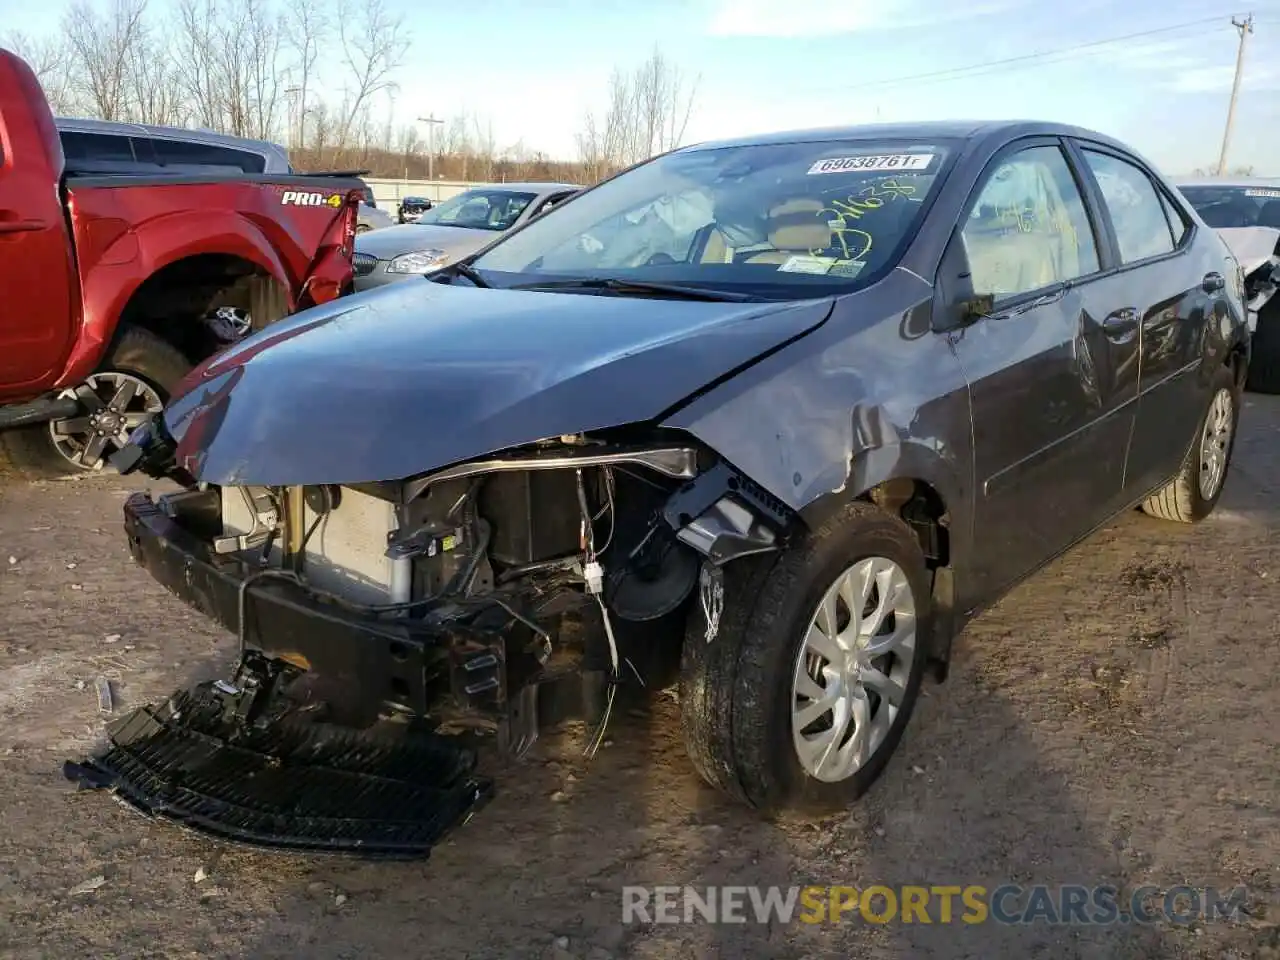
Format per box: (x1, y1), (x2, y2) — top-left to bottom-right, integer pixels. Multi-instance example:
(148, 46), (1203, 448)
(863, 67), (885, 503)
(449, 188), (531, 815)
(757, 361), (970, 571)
(64, 675), (493, 857)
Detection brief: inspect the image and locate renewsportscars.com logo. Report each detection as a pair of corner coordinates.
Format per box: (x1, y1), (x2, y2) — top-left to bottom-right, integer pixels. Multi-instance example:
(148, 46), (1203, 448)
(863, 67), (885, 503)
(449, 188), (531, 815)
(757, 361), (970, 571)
(621, 884), (1248, 926)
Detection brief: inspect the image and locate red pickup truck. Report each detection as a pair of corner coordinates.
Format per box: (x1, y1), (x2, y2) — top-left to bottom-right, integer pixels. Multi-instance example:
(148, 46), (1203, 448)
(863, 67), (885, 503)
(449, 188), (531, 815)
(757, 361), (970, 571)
(0, 47), (360, 478)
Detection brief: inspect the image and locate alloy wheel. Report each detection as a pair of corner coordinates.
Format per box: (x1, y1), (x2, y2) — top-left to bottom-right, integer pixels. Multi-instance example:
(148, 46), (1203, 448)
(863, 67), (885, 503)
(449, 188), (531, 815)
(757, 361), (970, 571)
(791, 556), (917, 783)
(48, 372), (164, 471)
(1198, 387), (1234, 501)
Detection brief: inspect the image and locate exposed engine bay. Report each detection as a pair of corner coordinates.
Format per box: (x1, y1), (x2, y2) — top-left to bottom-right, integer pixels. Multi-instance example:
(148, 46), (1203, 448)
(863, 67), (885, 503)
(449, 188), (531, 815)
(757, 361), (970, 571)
(64, 428), (801, 854)
(110, 428), (796, 761)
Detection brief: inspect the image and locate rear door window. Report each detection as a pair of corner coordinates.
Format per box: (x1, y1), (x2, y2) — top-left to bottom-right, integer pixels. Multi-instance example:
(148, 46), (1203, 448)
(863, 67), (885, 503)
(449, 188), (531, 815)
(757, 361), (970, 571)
(150, 138), (266, 173)
(60, 132), (137, 165)
(1081, 150), (1176, 263)
(1159, 192), (1190, 247)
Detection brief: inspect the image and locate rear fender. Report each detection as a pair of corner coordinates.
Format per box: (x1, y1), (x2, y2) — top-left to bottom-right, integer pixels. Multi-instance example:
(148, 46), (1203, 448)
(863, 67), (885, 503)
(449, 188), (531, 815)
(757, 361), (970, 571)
(59, 210), (303, 387)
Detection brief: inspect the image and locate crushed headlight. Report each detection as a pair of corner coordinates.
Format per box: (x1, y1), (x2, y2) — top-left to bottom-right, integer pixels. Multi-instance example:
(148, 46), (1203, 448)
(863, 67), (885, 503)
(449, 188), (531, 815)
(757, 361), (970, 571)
(387, 249), (450, 274)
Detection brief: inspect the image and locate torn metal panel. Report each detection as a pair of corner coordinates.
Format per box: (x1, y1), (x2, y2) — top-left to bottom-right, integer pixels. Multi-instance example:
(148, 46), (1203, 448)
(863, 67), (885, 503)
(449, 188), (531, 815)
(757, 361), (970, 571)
(661, 276), (972, 533)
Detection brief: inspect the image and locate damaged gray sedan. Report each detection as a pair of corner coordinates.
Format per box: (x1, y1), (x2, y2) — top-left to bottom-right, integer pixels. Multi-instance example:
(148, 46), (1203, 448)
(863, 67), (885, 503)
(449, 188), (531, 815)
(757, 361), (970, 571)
(89, 121), (1248, 850)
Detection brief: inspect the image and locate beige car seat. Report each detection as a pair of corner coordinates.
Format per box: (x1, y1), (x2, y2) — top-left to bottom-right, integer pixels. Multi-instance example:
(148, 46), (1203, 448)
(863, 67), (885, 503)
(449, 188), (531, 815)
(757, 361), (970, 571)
(744, 198), (832, 264)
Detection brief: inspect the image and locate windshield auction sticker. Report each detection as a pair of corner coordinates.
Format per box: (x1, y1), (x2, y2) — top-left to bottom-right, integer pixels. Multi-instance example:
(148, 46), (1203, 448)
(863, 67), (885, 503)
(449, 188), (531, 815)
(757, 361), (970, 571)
(1244, 188), (1280, 198)
(807, 153), (935, 175)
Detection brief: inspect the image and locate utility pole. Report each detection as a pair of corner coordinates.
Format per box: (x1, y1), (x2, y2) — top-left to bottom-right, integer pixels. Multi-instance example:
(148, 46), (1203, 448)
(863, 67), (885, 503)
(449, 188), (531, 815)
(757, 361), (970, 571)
(417, 115), (445, 188)
(1217, 13), (1254, 176)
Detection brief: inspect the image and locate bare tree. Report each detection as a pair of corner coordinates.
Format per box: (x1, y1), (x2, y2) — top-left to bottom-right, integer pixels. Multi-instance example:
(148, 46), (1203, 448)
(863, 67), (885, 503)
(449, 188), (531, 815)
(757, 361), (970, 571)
(172, 0), (287, 139)
(576, 49), (699, 178)
(283, 0), (327, 147)
(63, 0), (149, 121)
(2, 31), (77, 114)
(127, 15), (186, 125)
(472, 115), (496, 181)
(334, 0), (408, 149)
(633, 47), (697, 158)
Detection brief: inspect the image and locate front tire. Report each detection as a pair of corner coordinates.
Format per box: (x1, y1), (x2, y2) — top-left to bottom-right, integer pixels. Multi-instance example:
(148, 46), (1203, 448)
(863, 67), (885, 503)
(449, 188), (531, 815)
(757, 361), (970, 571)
(0, 327), (190, 480)
(679, 501), (931, 817)
(1140, 363), (1239, 523)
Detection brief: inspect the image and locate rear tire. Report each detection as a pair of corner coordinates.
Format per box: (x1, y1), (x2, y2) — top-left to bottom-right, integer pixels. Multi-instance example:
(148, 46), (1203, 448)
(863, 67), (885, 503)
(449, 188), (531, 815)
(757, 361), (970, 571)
(1140, 363), (1239, 523)
(1247, 302), (1280, 393)
(679, 501), (931, 818)
(0, 327), (190, 480)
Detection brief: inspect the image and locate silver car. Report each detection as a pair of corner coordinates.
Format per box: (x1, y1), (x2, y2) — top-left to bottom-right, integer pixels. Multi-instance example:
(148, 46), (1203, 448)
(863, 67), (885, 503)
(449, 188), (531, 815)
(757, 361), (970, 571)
(55, 116), (391, 234)
(352, 182), (580, 290)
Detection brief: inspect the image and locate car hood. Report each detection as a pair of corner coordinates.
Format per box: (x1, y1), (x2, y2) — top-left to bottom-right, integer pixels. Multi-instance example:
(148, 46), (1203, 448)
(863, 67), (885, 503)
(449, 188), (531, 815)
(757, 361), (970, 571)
(1217, 226), (1280, 276)
(162, 280), (836, 486)
(355, 222), (497, 260)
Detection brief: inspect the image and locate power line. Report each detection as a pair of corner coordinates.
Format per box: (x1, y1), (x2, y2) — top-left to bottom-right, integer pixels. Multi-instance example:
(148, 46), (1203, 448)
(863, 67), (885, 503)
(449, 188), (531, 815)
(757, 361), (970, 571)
(795, 14), (1244, 94)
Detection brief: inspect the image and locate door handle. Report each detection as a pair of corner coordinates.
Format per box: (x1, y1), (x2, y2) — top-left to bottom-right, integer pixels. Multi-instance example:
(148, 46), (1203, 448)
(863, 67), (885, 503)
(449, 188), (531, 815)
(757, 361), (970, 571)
(0, 212), (46, 235)
(1202, 271), (1226, 293)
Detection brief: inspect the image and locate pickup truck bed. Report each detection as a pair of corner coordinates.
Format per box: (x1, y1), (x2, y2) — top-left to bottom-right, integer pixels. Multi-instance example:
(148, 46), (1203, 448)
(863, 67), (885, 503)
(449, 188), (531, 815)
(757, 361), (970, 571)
(0, 46), (360, 477)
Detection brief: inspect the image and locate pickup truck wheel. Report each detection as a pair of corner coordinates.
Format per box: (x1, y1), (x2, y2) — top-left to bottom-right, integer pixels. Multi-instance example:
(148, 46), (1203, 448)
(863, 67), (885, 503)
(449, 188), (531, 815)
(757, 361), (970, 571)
(1, 327), (190, 479)
(1246, 304), (1280, 393)
(679, 502), (930, 817)
(1140, 364), (1239, 523)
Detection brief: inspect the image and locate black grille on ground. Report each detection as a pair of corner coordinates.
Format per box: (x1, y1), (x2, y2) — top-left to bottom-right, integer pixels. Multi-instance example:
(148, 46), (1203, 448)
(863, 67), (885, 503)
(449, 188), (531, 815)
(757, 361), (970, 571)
(352, 252), (377, 276)
(64, 682), (492, 858)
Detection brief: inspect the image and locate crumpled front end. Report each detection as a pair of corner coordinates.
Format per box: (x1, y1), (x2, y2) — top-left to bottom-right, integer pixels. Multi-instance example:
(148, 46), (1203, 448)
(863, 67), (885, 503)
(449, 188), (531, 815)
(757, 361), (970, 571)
(82, 426), (803, 854)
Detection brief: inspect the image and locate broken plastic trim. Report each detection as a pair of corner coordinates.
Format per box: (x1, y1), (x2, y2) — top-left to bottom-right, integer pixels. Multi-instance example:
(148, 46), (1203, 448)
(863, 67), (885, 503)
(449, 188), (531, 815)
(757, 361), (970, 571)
(109, 412), (181, 480)
(63, 653), (493, 858)
(662, 460), (796, 564)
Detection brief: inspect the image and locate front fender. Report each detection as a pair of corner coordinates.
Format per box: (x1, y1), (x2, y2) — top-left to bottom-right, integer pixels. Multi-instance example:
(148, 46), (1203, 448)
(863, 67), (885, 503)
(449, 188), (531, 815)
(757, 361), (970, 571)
(662, 275), (977, 597)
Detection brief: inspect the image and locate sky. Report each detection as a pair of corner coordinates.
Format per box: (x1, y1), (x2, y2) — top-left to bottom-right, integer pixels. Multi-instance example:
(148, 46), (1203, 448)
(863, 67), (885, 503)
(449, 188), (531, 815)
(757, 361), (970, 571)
(4, 0), (1280, 173)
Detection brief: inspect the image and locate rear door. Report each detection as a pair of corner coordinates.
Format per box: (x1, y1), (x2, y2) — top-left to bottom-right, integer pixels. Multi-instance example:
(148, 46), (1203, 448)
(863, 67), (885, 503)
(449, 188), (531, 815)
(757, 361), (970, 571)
(945, 138), (1139, 597)
(1071, 144), (1219, 497)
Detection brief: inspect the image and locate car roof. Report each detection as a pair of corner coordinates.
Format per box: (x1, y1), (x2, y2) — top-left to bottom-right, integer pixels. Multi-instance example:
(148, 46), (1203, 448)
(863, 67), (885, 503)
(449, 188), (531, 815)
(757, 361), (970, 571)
(678, 119), (1136, 154)
(54, 115), (290, 157)
(1171, 175), (1280, 189)
(458, 181), (581, 193)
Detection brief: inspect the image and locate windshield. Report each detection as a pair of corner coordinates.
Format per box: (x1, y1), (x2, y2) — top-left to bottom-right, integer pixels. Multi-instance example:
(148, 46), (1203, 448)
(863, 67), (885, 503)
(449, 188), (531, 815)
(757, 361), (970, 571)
(1179, 184), (1280, 229)
(470, 139), (953, 297)
(418, 189), (538, 230)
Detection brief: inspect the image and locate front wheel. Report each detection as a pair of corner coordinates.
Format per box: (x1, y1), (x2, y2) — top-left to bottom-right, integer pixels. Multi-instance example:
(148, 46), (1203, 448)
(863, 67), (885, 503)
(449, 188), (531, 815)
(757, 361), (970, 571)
(1140, 364), (1239, 523)
(679, 501), (931, 817)
(0, 327), (190, 479)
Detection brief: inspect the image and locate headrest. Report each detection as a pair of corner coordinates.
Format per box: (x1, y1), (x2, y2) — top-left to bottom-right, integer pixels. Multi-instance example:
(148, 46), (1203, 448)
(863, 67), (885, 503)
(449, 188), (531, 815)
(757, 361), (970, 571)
(767, 198), (830, 251)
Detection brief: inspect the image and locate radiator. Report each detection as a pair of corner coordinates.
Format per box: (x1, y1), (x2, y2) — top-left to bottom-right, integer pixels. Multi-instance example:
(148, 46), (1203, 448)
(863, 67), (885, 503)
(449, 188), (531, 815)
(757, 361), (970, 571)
(221, 486), (410, 605)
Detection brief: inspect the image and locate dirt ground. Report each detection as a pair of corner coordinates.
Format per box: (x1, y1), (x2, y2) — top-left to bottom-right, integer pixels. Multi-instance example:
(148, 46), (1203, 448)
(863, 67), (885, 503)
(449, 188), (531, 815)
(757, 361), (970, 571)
(0, 399), (1278, 960)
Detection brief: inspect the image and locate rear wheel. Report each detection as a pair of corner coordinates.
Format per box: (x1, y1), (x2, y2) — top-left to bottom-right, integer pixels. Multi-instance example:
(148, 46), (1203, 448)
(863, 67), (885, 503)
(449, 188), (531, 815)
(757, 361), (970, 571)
(0, 327), (190, 479)
(1140, 364), (1239, 523)
(679, 501), (930, 817)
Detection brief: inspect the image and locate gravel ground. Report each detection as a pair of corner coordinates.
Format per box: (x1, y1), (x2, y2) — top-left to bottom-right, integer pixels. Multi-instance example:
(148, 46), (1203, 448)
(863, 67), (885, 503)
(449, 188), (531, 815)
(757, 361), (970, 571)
(1, 397), (1278, 960)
